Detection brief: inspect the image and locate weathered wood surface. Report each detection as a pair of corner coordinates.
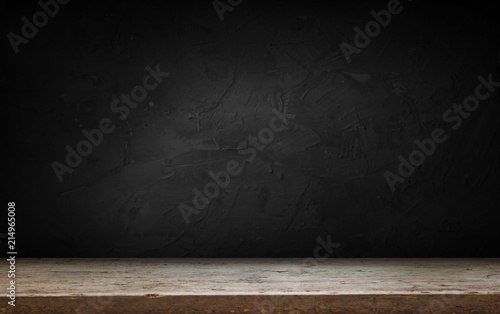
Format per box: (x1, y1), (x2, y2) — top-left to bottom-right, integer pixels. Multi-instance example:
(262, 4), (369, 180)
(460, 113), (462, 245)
(1, 258), (499, 312)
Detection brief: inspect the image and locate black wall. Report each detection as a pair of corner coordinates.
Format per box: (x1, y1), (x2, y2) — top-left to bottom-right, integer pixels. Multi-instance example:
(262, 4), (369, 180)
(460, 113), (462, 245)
(3, 0), (500, 257)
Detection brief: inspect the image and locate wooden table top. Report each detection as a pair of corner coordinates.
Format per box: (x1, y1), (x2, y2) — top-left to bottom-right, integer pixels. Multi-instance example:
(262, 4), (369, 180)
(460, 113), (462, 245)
(2, 258), (499, 312)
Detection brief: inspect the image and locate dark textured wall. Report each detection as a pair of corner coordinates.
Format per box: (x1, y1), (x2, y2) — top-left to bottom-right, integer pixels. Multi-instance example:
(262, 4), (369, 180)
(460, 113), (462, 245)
(3, 0), (500, 257)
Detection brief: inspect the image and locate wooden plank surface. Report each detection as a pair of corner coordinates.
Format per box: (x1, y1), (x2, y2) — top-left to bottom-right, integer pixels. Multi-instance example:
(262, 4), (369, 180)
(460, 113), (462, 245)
(2, 258), (499, 312)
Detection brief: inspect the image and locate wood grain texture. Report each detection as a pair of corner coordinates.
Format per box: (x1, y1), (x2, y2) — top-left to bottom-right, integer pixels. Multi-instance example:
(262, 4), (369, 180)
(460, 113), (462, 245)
(1, 258), (499, 312)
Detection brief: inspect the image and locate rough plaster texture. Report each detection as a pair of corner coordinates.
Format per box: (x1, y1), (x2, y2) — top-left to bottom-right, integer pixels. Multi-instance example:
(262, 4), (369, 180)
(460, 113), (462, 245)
(3, 0), (500, 257)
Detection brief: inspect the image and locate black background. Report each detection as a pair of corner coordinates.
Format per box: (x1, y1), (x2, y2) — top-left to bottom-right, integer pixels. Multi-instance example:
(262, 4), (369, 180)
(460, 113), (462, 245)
(2, 0), (500, 257)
